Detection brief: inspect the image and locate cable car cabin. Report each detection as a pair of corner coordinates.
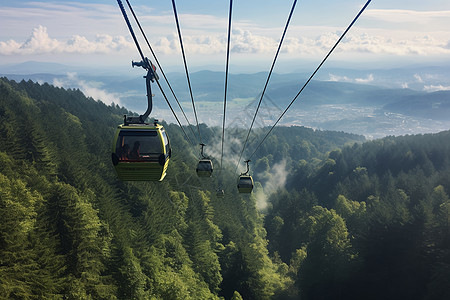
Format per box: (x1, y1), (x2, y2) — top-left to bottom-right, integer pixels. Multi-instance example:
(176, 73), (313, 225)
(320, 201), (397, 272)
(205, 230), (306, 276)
(237, 175), (254, 193)
(111, 123), (171, 181)
(216, 189), (225, 198)
(196, 159), (213, 177)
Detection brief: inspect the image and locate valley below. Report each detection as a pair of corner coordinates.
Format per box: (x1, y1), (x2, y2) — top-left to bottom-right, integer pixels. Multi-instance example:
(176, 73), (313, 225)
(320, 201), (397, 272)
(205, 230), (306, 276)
(3, 63), (450, 139)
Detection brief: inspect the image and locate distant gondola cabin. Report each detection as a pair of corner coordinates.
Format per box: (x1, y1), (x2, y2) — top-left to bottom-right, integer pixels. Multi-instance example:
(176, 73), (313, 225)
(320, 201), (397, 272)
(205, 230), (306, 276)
(196, 159), (213, 177)
(237, 175), (254, 193)
(216, 189), (225, 198)
(111, 123), (171, 181)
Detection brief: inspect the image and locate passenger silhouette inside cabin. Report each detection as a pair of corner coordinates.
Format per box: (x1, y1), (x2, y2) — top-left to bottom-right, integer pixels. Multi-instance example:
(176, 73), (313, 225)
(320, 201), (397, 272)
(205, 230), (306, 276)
(130, 141), (140, 159)
(115, 130), (166, 162)
(121, 144), (130, 160)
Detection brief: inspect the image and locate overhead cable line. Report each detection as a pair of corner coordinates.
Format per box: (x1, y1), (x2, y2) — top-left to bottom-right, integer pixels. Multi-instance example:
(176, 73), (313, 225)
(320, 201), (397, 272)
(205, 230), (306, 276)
(234, 0), (297, 174)
(171, 0), (203, 145)
(117, 0), (146, 63)
(117, 0), (192, 144)
(220, 0), (234, 170)
(125, 0), (196, 147)
(247, 0), (372, 161)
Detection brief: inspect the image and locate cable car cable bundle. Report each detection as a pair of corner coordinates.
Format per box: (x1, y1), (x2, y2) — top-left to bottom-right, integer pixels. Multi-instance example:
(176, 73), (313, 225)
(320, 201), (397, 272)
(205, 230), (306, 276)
(232, 0), (371, 192)
(124, 0), (197, 146)
(242, 0), (372, 164)
(123, 0), (195, 147)
(214, 0), (234, 195)
(171, 0), (221, 181)
(112, 0), (176, 181)
(171, 0), (202, 145)
(234, 0), (298, 176)
(111, 0), (372, 189)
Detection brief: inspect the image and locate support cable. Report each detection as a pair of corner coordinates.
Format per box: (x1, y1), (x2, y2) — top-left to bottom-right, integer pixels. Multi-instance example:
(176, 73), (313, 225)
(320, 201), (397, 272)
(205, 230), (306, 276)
(220, 0), (233, 170)
(125, 0), (196, 146)
(234, 0), (297, 174)
(117, 0), (145, 63)
(154, 79), (193, 142)
(171, 0), (202, 144)
(117, 0), (192, 144)
(247, 0), (372, 161)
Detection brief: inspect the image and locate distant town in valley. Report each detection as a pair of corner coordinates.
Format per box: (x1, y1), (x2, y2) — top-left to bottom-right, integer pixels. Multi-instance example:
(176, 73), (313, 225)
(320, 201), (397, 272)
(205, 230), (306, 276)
(2, 61), (450, 139)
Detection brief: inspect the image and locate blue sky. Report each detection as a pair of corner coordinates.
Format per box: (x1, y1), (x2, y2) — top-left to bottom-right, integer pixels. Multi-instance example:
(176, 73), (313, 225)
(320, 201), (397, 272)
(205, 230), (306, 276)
(1, 0), (450, 73)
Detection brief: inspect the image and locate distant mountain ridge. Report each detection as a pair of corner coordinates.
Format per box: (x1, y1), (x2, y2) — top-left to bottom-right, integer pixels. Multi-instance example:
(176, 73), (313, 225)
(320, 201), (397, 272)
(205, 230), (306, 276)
(2, 62), (450, 135)
(0, 61), (80, 75)
(384, 90), (450, 121)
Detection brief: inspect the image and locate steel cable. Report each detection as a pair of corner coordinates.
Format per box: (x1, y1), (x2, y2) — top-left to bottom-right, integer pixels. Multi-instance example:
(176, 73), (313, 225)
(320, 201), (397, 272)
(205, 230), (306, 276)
(171, 0), (203, 145)
(234, 0), (298, 174)
(220, 0), (234, 171)
(247, 0), (372, 161)
(117, 0), (193, 144)
(125, 0), (197, 146)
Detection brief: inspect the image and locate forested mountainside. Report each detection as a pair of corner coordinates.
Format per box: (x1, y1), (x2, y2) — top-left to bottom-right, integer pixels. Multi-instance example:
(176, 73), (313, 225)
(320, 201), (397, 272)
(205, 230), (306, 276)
(266, 131), (450, 299)
(0, 77), (449, 300)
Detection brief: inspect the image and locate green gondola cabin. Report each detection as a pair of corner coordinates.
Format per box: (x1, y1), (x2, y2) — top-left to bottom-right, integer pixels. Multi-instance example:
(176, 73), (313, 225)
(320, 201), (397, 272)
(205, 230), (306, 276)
(112, 123), (171, 181)
(237, 174), (254, 193)
(196, 159), (213, 177)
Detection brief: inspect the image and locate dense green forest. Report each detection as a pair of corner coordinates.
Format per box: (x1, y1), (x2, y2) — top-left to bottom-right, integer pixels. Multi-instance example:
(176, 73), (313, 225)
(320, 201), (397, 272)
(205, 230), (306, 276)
(1, 77), (449, 299)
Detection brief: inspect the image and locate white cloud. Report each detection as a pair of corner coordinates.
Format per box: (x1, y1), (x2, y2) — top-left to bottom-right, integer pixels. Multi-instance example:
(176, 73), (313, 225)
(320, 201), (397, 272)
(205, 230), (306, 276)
(231, 28), (277, 54)
(254, 159), (288, 211)
(414, 74), (424, 83)
(176, 29), (450, 59)
(327, 73), (374, 84)
(0, 25), (133, 56)
(53, 72), (121, 105)
(207, 133), (244, 170)
(423, 85), (450, 92)
(0, 39), (22, 55)
(266, 159), (288, 191)
(355, 74), (374, 83)
(328, 74), (351, 82)
(364, 9), (450, 25)
(2, 1), (450, 73)
(333, 33), (450, 56)
(4, 23), (450, 61)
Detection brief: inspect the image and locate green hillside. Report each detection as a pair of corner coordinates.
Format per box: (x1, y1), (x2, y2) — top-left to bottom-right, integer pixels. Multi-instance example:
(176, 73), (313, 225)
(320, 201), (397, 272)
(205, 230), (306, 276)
(1, 77), (449, 299)
(266, 131), (450, 299)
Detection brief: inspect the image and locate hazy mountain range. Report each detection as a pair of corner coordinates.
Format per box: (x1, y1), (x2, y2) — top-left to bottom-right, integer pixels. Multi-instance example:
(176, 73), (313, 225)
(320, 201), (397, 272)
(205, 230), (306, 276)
(1, 61), (450, 138)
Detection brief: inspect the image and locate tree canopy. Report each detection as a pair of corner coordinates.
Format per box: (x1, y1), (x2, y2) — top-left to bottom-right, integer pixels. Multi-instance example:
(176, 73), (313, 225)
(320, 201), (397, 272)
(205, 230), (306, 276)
(1, 77), (449, 299)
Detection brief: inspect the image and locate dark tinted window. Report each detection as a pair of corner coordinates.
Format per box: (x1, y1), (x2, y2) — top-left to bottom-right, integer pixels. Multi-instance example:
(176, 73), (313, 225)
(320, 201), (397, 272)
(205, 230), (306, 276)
(116, 130), (162, 160)
(239, 177), (253, 186)
(198, 160), (212, 171)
